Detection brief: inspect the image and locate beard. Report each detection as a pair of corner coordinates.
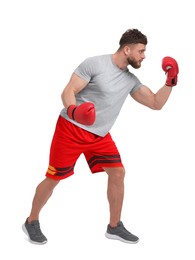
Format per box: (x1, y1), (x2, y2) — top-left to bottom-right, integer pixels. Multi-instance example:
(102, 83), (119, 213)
(127, 57), (141, 69)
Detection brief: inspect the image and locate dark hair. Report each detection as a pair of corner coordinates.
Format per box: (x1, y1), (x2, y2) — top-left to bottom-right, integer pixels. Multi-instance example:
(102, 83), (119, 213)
(119, 29), (147, 48)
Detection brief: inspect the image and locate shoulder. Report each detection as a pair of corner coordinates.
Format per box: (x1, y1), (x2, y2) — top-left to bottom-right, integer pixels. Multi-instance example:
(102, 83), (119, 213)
(75, 54), (110, 78)
(83, 54), (111, 72)
(84, 54), (111, 64)
(126, 70), (142, 85)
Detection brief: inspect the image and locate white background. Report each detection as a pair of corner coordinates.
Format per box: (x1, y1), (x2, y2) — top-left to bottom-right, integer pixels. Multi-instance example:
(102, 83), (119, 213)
(0, 0), (195, 259)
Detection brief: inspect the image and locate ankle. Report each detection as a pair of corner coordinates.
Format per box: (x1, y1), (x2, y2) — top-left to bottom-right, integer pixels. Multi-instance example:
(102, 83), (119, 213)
(27, 217), (38, 224)
(109, 221), (120, 228)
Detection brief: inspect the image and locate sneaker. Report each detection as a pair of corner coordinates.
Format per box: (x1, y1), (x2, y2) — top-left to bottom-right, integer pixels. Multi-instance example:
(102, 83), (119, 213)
(22, 218), (47, 244)
(105, 221), (139, 244)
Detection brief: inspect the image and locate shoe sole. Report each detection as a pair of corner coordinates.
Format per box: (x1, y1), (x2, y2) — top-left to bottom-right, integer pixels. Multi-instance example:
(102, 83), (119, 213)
(105, 232), (139, 244)
(22, 224), (47, 245)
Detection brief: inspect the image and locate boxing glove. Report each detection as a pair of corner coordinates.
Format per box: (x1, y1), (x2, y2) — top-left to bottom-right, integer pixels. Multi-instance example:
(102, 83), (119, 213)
(162, 56), (179, 86)
(67, 102), (96, 125)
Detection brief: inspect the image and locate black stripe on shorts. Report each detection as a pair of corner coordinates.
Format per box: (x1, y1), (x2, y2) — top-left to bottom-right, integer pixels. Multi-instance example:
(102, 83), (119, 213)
(55, 164), (75, 176)
(88, 155), (121, 169)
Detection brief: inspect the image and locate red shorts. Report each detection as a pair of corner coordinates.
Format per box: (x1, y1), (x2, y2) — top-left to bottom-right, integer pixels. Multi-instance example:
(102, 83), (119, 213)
(46, 116), (123, 180)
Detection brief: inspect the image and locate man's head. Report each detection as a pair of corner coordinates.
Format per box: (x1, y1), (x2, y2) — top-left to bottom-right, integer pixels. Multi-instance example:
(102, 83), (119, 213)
(118, 29), (147, 69)
(119, 29), (147, 48)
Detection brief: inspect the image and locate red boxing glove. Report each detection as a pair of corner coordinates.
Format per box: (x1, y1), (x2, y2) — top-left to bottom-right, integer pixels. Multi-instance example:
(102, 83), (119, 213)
(67, 102), (96, 125)
(162, 56), (179, 86)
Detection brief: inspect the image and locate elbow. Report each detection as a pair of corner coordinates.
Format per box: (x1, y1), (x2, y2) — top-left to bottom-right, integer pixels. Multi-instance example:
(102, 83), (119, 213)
(61, 88), (68, 103)
(61, 91), (64, 101)
(61, 93), (64, 105)
(61, 88), (66, 100)
(152, 106), (163, 111)
(61, 90), (67, 107)
(151, 102), (163, 110)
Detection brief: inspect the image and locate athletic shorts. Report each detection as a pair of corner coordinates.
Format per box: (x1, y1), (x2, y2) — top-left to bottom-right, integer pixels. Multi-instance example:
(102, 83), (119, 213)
(46, 116), (123, 180)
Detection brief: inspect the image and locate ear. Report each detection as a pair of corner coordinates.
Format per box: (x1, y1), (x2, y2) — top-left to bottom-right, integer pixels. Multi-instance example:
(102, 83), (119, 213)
(123, 45), (131, 56)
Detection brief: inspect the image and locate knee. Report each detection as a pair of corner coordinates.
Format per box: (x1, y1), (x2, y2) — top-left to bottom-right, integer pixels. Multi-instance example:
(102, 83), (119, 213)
(37, 177), (60, 192)
(115, 167), (125, 178)
(46, 178), (60, 190)
(106, 167), (125, 182)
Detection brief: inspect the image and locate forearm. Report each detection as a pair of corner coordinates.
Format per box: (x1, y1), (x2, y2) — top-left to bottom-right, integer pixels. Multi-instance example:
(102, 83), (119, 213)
(154, 84), (172, 109)
(61, 73), (88, 109)
(61, 83), (96, 125)
(61, 87), (76, 109)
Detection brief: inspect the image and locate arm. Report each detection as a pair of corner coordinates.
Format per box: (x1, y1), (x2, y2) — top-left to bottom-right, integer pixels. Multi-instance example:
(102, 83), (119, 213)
(61, 72), (96, 125)
(131, 84), (172, 110)
(131, 56), (179, 110)
(61, 72), (89, 108)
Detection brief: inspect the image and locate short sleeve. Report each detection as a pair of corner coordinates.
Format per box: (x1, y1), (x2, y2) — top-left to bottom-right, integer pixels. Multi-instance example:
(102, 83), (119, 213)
(74, 57), (96, 82)
(129, 74), (143, 95)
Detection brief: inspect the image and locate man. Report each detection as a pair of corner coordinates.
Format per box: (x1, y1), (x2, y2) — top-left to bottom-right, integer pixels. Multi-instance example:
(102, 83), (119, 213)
(22, 29), (179, 244)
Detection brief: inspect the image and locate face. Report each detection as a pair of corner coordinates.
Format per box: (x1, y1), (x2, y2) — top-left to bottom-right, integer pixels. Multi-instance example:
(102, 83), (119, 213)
(126, 44), (146, 69)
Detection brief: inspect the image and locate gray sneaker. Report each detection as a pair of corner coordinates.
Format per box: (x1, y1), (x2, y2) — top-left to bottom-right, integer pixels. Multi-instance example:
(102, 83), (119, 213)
(105, 221), (139, 244)
(22, 218), (47, 244)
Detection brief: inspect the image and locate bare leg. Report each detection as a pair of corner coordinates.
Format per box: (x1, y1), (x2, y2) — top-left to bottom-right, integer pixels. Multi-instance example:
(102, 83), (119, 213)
(104, 167), (125, 227)
(28, 177), (60, 223)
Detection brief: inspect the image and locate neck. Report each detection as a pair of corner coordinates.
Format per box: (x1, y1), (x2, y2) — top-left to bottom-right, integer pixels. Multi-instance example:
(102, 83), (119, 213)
(112, 51), (128, 70)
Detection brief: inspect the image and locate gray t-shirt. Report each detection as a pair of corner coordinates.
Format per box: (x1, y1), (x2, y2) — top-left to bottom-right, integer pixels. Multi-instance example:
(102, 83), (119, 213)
(60, 54), (142, 137)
